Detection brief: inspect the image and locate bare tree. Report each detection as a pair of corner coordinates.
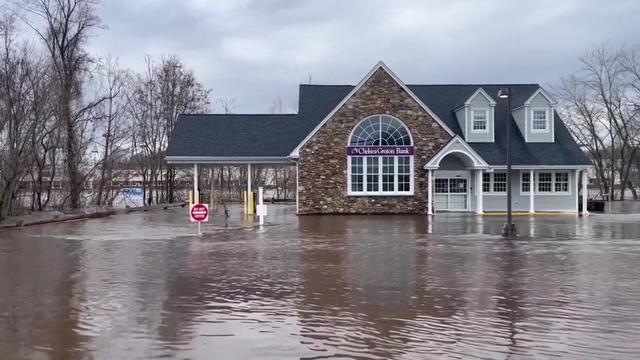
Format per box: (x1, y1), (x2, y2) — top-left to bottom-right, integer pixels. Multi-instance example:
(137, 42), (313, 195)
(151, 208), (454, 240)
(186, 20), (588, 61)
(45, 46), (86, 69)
(127, 55), (210, 206)
(217, 96), (236, 114)
(22, 0), (106, 209)
(556, 44), (640, 203)
(93, 56), (130, 206)
(0, 14), (48, 219)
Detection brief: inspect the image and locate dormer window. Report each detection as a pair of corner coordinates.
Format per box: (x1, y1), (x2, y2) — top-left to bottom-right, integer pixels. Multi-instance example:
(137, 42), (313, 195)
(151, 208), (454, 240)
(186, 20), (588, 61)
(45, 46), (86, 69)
(531, 109), (549, 132)
(471, 109), (488, 132)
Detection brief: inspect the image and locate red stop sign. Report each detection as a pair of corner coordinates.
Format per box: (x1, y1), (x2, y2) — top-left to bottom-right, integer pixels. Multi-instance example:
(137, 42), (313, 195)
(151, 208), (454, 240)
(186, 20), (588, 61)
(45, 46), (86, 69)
(190, 203), (209, 222)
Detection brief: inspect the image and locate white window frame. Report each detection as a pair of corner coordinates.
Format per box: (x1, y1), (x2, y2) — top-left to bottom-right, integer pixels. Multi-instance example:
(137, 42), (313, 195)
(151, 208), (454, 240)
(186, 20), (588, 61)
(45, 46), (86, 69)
(522, 170), (571, 195)
(483, 171), (507, 195)
(531, 108), (550, 133)
(470, 108), (489, 133)
(520, 171), (532, 194)
(347, 156), (414, 196)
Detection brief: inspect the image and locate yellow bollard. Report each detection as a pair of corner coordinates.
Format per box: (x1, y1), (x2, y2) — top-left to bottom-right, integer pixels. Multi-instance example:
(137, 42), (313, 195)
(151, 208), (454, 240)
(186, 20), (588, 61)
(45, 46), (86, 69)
(189, 190), (193, 208)
(243, 191), (247, 215)
(249, 191), (254, 215)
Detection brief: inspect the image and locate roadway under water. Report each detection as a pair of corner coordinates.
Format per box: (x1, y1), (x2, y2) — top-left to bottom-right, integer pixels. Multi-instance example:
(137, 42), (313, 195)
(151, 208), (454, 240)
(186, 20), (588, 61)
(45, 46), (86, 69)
(1, 205), (639, 359)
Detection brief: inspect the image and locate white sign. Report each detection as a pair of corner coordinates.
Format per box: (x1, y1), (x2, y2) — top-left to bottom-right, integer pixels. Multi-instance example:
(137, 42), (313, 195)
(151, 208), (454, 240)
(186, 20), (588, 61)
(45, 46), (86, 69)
(256, 204), (267, 217)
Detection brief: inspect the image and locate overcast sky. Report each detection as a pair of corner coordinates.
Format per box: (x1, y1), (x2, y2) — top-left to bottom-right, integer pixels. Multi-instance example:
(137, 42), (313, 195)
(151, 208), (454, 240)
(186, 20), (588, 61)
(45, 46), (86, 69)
(87, 0), (640, 113)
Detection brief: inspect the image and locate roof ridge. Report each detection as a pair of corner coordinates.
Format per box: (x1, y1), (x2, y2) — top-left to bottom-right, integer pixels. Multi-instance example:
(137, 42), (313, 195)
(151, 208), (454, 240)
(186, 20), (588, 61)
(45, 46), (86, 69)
(181, 113), (297, 116)
(407, 83), (540, 86)
(299, 83), (540, 87)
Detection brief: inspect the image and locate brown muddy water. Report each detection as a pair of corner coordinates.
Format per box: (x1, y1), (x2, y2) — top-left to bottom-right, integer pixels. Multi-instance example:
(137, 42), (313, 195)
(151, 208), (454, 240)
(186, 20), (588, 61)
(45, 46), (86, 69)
(1, 206), (640, 359)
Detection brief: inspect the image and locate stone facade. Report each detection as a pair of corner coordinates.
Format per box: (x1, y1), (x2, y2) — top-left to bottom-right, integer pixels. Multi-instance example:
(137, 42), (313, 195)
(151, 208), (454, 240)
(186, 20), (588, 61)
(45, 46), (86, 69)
(298, 68), (452, 214)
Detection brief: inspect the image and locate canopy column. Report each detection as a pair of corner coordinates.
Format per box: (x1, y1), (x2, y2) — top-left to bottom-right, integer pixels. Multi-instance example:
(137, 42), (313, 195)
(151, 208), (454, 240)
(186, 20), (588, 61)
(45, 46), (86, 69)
(529, 169), (535, 214)
(193, 163), (199, 203)
(582, 170), (589, 216)
(247, 163), (252, 214)
(475, 169), (483, 214)
(427, 169), (434, 215)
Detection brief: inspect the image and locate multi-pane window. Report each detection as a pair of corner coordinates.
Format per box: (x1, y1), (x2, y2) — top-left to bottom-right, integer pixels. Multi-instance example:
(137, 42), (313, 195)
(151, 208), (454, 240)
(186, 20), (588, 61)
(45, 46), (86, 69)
(350, 115), (412, 146)
(555, 172), (569, 193)
(348, 115), (413, 195)
(532, 109), (548, 131)
(450, 178), (467, 193)
(482, 173), (491, 192)
(435, 178), (448, 193)
(482, 172), (507, 194)
(366, 157), (379, 192)
(350, 156), (412, 194)
(493, 172), (507, 193)
(522, 171), (571, 194)
(382, 157), (394, 192)
(521, 172), (531, 193)
(397, 156), (411, 192)
(538, 172), (552, 192)
(350, 157), (363, 192)
(472, 109), (488, 131)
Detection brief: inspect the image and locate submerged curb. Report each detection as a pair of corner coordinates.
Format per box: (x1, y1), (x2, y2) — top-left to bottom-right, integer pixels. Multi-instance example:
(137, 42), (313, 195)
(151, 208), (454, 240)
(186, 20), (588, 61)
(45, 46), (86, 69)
(0, 203), (188, 230)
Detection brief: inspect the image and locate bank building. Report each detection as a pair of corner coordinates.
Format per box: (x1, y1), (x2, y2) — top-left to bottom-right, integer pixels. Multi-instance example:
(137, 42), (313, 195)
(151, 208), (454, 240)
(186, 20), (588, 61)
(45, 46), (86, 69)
(167, 62), (591, 215)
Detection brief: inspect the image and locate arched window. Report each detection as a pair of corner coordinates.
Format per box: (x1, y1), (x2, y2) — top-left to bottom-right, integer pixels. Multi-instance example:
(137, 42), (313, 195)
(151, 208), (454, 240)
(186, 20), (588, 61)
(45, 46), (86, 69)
(347, 115), (414, 195)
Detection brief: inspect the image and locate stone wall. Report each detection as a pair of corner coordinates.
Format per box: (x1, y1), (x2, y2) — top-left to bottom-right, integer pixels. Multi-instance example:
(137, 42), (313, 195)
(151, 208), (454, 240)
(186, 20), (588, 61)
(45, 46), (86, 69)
(297, 68), (452, 214)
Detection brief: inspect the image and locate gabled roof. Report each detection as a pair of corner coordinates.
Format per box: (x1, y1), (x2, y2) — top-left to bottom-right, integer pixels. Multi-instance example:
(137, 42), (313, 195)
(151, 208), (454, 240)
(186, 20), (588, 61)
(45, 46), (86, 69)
(515, 87), (557, 109)
(454, 87), (497, 110)
(289, 61), (455, 157)
(424, 136), (490, 169)
(166, 67), (591, 167)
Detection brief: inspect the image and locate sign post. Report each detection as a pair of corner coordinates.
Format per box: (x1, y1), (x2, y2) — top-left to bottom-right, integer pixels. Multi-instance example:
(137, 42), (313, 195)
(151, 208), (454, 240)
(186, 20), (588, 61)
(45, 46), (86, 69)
(190, 203), (209, 235)
(256, 187), (267, 226)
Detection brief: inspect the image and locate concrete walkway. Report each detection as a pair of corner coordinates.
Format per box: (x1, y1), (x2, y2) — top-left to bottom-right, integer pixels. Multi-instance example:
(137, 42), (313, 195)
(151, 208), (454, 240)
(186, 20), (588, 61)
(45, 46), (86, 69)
(0, 203), (188, 230)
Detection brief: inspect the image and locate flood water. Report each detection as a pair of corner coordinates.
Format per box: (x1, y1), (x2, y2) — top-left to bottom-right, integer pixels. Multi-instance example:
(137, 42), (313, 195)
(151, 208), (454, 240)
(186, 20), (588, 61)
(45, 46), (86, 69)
(1, 206), (640, 359)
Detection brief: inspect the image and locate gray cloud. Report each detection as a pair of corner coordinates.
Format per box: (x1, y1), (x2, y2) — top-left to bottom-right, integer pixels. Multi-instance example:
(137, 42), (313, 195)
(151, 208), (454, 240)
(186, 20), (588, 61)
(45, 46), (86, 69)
(88, 0), (640, 112)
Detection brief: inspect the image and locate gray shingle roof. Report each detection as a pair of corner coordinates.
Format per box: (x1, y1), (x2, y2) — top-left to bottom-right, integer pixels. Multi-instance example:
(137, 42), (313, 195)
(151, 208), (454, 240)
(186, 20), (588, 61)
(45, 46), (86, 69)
(166, 114), (300, 157)
(166, 83), (590, 166)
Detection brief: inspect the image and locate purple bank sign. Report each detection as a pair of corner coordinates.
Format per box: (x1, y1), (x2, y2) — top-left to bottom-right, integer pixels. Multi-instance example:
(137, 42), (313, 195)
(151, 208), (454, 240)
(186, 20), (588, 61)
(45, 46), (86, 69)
(347, 146), (414, 156)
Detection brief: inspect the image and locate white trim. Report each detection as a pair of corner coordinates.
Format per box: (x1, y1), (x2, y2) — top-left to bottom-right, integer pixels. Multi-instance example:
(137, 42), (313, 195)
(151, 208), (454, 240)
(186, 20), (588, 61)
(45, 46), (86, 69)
(475, 169), (484, 214)
(512, 87), (558, 111)
(288, 61), (455, 158)
(454, 87), (497, 111)
(166, 156), (293, 164)
(347, 155), (414, 196)
(427, 169), (433, 215)
(464, 87), (497, 107)
(525, 87), (557, 106)
(470, 108), (490, 133)
(482, 171), (507, 195)
(534, 170), (571, 195)
(518, 170), (571, 196)
(491, 165), (593, 170)
(530, 108), (550, 133)
(529, 169), (535, 213)
(424, 136), (490, 169)
(434, 171), (470, 211)
(519, 170), (532, 196)
(295, 162), (299, 214)
(346, 114), (414, 146)
(581, 170), (589, 216)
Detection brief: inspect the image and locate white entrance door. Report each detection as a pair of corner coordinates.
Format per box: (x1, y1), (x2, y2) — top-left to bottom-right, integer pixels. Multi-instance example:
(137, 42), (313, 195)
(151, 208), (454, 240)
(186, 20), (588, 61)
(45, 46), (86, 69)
(434, 172), (469, 211)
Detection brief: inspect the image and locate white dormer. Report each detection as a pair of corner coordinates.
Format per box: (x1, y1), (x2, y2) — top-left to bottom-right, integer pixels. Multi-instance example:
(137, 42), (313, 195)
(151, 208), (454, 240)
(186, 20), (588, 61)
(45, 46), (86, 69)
(454, 88), (496, 143)
(512, 87), (557, 143)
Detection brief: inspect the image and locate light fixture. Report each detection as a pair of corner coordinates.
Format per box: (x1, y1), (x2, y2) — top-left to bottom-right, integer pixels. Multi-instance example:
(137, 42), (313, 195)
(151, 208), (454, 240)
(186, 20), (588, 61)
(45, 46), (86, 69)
(498, 88), (509, 99)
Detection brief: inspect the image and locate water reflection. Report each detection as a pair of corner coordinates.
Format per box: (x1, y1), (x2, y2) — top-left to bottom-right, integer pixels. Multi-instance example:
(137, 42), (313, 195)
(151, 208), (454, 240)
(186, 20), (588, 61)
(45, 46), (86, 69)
(1, 207), (640, 359)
